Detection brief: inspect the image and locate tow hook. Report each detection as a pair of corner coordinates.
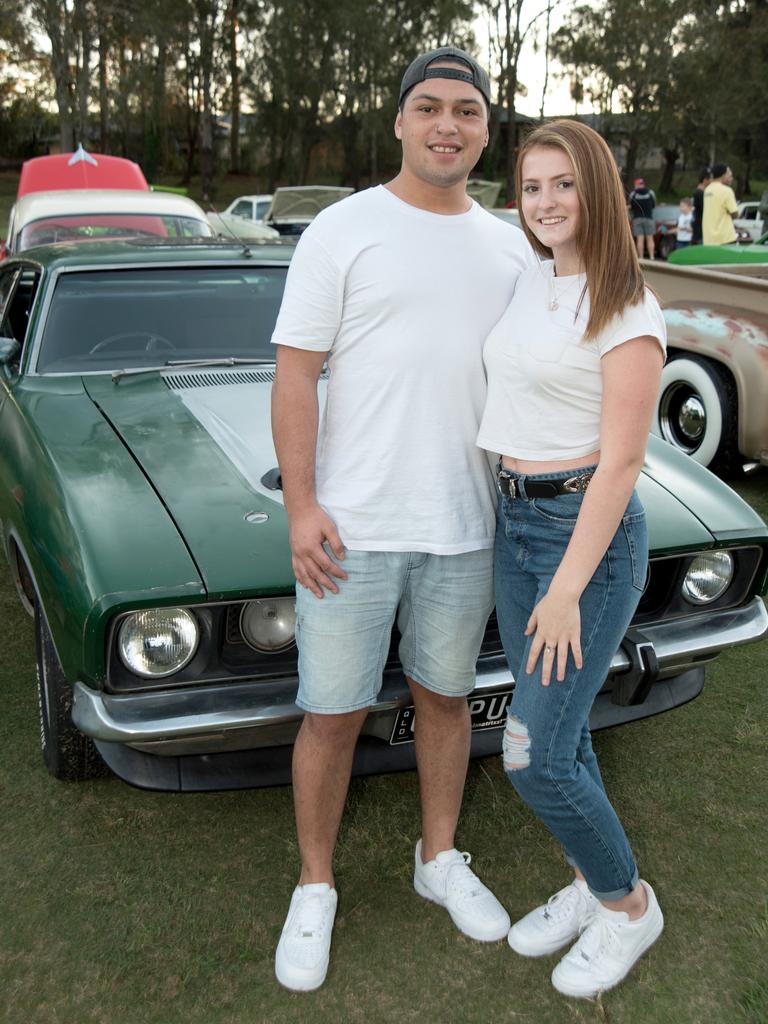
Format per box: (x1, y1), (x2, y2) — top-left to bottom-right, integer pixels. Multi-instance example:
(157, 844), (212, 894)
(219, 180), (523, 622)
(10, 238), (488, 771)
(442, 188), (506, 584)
(612, 628), (659, 707)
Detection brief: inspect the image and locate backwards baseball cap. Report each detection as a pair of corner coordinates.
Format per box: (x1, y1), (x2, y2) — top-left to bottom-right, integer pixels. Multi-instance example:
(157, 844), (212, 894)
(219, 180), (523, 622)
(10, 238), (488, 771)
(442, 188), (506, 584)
(399, 46), (491, 110)
(633, 177), (645, 187)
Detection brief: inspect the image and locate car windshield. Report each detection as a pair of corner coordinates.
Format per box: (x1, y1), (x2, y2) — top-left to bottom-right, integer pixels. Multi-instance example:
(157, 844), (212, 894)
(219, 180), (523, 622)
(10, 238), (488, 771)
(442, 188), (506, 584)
(19, 214), (214, 250)
(37, 265), (287, 373)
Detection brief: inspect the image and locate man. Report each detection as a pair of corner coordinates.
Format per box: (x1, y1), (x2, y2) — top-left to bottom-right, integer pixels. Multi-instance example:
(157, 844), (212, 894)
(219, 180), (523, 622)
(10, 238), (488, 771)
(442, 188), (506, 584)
(270, 46), (533, 992)
(691, 166), (712, 245)
(628, 177), (656, 259)
(702, 163), (738, 245)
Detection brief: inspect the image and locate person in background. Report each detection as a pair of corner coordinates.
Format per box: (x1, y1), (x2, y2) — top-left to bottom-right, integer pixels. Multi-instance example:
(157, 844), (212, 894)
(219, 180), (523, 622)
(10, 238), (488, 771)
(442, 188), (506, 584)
(627, 177), (656, 259)
(270, 45), (534, 993)
(666, 196), (693, 250)
(478, 119), (666, 999)
(703, 163), (738, 245)
(691, 166), (712, 244)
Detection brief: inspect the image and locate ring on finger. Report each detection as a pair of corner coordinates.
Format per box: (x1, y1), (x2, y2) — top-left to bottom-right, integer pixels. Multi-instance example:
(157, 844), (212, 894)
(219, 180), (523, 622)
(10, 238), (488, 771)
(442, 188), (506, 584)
(544, 644), (554, 654)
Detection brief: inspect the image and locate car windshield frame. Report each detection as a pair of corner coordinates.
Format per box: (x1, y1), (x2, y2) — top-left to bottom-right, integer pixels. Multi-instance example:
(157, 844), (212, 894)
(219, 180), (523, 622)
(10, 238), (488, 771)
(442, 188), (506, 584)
(31, 262), (288, 376)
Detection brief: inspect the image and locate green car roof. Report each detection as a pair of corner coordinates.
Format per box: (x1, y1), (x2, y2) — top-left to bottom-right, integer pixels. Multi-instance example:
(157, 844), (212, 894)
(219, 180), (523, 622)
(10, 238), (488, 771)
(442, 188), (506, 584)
(14, 237), (295, 270)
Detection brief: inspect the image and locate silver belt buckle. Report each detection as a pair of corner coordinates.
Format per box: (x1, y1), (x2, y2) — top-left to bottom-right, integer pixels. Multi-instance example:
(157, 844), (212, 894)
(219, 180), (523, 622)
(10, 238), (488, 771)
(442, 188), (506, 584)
(562, 472), (591, 494)
(498, 472), (518, 498)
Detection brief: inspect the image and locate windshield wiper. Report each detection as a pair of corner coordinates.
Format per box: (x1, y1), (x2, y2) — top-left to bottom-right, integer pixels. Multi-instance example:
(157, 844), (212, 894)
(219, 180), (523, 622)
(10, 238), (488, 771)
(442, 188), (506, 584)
(111, 357), (275, 383)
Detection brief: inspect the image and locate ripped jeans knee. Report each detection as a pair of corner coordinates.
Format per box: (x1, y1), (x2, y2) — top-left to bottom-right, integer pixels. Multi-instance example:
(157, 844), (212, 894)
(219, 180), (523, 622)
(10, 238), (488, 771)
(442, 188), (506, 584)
(502, 715), (530, 771)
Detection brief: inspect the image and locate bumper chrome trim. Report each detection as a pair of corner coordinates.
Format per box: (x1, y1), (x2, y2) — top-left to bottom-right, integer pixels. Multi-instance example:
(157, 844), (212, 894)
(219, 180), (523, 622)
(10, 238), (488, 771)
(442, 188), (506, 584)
(73, 596), (768, 746)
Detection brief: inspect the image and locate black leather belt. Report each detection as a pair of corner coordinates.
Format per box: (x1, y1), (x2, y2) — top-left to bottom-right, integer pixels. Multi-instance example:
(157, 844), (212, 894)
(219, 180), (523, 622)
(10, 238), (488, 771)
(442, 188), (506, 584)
(497, 470), (594, 499)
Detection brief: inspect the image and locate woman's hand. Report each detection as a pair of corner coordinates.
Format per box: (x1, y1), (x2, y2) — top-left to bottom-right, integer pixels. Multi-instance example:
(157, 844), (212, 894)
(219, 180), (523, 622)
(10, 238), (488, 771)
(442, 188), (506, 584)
(525, 589), (583, 686)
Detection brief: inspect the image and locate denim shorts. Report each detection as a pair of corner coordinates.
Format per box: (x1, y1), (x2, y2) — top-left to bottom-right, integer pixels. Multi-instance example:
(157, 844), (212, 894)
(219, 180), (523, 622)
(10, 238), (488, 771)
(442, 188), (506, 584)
(294, 548), (494, 713)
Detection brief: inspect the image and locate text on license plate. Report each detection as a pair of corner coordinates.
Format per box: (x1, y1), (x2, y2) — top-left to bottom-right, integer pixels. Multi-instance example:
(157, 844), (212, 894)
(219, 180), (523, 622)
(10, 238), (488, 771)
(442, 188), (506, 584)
(389, 690), (513, 745)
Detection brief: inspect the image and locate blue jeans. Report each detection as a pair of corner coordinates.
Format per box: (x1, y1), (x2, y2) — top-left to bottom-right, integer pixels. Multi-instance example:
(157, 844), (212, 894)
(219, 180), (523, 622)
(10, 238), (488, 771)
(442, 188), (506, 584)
(494, 468), (647, 901)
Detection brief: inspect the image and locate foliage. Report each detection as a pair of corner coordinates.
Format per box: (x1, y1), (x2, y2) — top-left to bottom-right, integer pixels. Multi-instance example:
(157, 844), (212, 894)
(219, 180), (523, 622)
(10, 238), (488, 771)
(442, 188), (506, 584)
(552, 0), (768, 192)
(2, 1), (768, 194)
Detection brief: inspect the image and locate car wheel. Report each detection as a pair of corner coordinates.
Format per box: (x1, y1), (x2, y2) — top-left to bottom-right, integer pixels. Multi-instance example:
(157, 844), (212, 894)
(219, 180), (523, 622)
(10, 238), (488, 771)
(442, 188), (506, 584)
(35, 606), (107, 781)
(654, 354), (740, 473)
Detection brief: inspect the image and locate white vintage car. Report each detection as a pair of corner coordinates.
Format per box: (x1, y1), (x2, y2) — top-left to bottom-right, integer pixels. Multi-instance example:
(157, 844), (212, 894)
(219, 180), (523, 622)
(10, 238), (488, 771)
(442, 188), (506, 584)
(4, 189), (216, 256)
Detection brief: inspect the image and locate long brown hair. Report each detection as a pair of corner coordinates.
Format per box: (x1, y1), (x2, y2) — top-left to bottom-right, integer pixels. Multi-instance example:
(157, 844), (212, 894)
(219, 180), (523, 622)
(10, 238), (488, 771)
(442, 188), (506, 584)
(514, 119), (645, 341)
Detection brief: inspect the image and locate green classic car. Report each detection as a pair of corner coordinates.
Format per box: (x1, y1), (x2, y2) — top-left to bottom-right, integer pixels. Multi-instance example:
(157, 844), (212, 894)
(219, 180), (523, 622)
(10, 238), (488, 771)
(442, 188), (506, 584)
(668, 233), (768, 265)
(1, 240), (766, 791)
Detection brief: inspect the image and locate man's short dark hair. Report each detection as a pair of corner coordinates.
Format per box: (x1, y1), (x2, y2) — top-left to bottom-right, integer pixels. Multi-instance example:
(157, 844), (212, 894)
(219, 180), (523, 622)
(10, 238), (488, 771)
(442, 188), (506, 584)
(698, 167), (712, 183)
(711, 163), (729, 179)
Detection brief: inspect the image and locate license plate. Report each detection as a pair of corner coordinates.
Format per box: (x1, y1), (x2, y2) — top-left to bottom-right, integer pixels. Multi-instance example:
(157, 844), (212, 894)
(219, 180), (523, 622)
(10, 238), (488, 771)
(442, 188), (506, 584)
(389, 690), (513, 745)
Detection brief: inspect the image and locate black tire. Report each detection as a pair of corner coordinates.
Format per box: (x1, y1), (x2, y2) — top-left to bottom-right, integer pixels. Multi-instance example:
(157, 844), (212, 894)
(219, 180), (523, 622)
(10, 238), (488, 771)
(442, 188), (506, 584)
(653, 353), (741, 475)
(35, 607), (108, 781)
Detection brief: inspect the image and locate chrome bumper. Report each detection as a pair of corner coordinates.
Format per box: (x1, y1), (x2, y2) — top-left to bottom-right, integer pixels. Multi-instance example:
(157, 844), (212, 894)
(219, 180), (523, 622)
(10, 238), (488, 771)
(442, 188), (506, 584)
(72, 596), (768, 752)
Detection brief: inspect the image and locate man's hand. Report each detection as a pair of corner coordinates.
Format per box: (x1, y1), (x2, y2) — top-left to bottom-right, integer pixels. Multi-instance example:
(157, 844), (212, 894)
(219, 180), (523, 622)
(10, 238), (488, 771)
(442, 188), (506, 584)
(289, 504), (348, 598)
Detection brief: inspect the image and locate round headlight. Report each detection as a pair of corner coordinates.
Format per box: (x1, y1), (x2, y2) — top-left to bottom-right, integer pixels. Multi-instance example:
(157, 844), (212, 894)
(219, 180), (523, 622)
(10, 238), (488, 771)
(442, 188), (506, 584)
(682, 551), (734, 605)
(118, 608), (199, 678)
(240, 598), (296, 652)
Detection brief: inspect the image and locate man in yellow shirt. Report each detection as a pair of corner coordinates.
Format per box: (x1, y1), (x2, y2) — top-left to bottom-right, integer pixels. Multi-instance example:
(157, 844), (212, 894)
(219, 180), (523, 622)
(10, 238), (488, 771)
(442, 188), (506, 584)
(702, 163), (738, 244)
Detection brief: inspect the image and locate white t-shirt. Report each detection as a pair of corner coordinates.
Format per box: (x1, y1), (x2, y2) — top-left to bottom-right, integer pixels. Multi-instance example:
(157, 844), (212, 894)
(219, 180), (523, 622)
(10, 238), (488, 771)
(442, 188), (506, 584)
(477, 261), (666, 461)
(271, 185), (535, 553)
(677, 210), (693, 242)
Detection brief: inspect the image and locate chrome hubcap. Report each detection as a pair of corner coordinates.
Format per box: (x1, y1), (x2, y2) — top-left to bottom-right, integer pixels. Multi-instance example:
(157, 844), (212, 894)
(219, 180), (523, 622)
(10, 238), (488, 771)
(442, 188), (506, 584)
(659, 383), (706, 453)
(677, 396), (705, 441)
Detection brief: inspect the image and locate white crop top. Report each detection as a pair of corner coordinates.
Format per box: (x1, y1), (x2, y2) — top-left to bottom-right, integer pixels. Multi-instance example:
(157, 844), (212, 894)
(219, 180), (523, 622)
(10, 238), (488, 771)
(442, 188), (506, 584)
(477, 261), (667, 460)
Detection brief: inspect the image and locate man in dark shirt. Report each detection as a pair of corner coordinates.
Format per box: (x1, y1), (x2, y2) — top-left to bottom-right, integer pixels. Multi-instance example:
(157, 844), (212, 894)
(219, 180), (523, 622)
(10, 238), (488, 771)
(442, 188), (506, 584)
(691, 167), (712, 245)
(628, 177), (657, 258)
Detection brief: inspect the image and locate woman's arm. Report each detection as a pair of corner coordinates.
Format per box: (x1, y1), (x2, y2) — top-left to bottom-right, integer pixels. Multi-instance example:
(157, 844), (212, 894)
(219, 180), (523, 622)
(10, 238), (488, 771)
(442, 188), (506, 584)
(525, 335), (664, 684)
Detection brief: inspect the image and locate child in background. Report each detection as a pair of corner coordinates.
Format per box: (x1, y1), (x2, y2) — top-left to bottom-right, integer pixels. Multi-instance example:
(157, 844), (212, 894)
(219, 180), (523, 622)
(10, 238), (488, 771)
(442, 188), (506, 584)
(674, 197), (693, 249)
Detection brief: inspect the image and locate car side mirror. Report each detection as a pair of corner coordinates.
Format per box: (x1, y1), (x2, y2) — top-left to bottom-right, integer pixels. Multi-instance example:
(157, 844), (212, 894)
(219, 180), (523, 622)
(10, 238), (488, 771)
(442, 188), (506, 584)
(0, 337), (20, 365)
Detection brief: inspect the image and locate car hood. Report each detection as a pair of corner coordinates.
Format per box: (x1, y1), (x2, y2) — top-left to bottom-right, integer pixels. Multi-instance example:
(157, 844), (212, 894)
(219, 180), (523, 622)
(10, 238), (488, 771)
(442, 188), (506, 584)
(83, 374), (764, 598)
(84, 369), (295, 598)
(641, 436), (767, 543)
(264, 186), (353, 223)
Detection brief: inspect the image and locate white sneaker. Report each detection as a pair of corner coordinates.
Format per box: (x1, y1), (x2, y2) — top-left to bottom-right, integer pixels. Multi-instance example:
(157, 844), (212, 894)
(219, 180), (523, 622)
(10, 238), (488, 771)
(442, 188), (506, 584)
(508, 878), (599, 957)
(275, 883), (338, 992)
(551, 880), (664, 999)
(413, 839), (510, 942)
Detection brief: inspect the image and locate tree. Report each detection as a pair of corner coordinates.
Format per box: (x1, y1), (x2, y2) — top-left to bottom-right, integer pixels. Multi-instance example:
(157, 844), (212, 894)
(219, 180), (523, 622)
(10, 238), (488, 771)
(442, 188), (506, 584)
(30, 0), (77, 150)
(551, 0), (684, 187)
(479, 0), (554, 201)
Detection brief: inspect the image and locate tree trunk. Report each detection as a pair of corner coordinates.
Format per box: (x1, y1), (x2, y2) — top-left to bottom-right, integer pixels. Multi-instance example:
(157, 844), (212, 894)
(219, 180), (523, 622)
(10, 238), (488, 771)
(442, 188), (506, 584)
(228, 0), (240, 174)
(659, 146), (679, 194)
(37, 0), (75, 151)
(97, 8), (109, 152)
(623, 132), (640, 190)
(73, 0), (90, 146)
(118, 41), (129, 157)
(198, 3), (216, 201)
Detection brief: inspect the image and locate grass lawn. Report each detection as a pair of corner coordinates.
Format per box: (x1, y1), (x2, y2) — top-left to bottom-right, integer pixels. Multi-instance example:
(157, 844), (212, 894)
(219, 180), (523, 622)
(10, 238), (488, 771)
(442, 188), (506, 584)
(0, 470), (766, 1024)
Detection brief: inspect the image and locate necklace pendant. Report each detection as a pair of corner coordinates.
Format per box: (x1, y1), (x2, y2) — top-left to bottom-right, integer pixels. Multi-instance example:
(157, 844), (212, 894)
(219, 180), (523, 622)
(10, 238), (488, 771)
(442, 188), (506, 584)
(550, 298), (559, 311)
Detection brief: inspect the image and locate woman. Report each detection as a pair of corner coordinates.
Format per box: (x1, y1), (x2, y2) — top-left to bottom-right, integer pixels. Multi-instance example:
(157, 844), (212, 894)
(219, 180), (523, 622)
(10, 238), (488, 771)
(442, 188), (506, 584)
(477, 120), (666, 999)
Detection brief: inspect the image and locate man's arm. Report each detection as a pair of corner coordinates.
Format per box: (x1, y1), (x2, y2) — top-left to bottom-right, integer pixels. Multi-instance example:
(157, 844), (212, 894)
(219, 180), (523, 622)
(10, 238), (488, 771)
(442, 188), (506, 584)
(272, 344), (347, 598)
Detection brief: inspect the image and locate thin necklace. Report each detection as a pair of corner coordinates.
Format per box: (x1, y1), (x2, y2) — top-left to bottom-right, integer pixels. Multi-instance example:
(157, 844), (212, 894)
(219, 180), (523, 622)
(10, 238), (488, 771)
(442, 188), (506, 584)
(549, 267), (559, 311)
